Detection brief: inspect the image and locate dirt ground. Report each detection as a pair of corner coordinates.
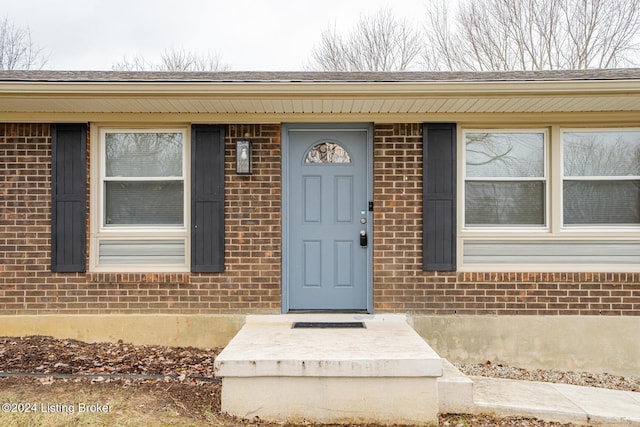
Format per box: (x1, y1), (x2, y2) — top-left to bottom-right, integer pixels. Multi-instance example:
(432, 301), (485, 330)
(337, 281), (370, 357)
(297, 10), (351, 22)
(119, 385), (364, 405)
(0, 336), (578, 426)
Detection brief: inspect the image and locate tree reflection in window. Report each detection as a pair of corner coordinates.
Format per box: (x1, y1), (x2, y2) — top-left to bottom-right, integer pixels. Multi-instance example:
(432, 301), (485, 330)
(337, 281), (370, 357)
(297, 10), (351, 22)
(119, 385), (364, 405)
(305, 141), (351, 164)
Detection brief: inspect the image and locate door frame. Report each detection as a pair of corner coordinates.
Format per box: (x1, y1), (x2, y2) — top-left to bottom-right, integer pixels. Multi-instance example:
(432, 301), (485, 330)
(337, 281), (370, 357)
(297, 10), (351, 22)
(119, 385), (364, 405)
(282, 123), (374, 313)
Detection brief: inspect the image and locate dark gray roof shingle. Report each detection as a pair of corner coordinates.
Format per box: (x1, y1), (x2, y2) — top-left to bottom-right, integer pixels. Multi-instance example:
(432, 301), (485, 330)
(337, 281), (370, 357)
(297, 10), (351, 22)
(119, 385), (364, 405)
(1, 69), (640, 83)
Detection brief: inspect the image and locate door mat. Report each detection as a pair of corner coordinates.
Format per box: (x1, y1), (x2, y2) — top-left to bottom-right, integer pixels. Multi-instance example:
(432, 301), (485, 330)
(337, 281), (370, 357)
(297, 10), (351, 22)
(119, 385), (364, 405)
(292, 321), (366, 329)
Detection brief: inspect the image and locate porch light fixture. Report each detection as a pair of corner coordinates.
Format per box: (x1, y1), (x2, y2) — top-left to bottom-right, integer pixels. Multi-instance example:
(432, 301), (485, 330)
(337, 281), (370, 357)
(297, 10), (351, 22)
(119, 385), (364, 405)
(236, 139), (252, 175)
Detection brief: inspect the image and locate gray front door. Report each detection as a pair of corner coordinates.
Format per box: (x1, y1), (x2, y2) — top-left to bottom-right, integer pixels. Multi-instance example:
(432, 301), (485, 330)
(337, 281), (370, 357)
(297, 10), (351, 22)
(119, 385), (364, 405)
(284, 125), (372, 312)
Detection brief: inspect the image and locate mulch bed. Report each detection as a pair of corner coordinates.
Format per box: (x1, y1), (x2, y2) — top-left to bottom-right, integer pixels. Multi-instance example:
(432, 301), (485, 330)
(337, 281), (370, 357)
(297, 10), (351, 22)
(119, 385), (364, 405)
(0, 336), (218, 379)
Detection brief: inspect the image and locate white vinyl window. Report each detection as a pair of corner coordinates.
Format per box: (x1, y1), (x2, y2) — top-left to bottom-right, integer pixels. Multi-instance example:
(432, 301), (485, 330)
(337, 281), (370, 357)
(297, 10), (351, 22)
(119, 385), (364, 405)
(103, 131), (185, 227)
(463, 130), (547, 227)
(562, 129), (640, 227)
(459, 126), (640, 272)
(93, 128), (189, 271)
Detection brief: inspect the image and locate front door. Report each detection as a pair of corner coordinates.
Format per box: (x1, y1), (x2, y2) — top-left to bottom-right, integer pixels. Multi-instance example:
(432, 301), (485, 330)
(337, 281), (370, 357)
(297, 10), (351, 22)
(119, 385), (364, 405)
(284, 124), (372, 312)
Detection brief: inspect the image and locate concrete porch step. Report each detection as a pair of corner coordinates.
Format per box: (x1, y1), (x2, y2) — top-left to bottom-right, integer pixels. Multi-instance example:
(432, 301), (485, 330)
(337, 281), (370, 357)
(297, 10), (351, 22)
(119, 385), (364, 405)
(213, 313), (640, 426)
(214, 314), (447, 425)
(438, 358), (475, 413)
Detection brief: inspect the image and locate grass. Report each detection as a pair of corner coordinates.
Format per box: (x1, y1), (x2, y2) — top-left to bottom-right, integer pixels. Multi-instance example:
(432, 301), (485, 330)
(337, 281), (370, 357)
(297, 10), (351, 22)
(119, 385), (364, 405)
(0, 379), (216, 427)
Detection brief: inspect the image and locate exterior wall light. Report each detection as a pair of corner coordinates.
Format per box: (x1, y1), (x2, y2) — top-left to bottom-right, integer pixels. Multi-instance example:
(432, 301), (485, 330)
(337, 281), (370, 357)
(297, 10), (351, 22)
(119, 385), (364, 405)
(236, 139), (252, 175)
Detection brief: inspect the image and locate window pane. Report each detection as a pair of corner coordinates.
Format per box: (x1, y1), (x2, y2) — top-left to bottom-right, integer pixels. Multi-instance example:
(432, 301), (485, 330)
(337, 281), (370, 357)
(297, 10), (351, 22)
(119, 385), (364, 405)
(305, 141), (351, 163)
(564, 131), (640, 176)
(465, 181), (545, 225)
(105, 181), (184, 225)
(563, 180), (640, 225)
(105, 132), (183, 177)
(466, 132), (544, 178)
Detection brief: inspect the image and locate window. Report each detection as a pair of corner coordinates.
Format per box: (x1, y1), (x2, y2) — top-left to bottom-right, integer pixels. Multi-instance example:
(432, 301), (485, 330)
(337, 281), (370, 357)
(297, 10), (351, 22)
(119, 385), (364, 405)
(305, 141), (351, 163)
(563, 130), (640, 226)
(459, 126), (640, 271)
(464, 131), (547, 227)
(104, 131), (184, 226)
(94, 128), (189, 271)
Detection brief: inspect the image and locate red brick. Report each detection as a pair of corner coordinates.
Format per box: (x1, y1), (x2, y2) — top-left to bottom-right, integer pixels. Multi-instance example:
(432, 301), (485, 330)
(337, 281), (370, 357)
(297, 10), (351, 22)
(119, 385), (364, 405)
(1, 123), (638, 316)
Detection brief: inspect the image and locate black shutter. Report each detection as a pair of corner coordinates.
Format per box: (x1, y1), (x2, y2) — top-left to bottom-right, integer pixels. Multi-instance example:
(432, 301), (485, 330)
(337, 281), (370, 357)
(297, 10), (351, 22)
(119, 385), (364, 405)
(51, 124), (87, 272)
(423, 123), (457, 271)
(191, 125), (225, 272)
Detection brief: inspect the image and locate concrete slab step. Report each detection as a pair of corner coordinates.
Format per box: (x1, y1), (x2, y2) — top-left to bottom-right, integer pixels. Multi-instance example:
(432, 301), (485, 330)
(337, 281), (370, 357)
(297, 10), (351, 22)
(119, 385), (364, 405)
(214, 314), (443, 425)
(215, 314), (442, 377)
(438, 359), (474, 413)
(472, 376), (640, 426)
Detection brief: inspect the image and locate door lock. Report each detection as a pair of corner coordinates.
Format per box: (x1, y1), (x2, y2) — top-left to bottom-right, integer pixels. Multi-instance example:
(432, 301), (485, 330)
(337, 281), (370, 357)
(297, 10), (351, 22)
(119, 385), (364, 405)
(359, 230), (368, 248)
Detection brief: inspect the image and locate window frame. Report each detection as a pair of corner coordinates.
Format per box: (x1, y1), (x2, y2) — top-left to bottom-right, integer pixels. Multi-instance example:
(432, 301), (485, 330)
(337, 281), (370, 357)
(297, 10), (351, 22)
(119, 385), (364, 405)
(461, 128), (549, 231)
(560, 128), (640, 231)
(458, 125), (640, 273)
(90, 125), (191, 272)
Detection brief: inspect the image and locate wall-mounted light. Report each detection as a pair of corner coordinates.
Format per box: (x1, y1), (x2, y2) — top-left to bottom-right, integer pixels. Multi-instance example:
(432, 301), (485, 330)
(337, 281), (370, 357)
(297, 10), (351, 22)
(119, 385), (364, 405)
(236, 139), (252, 175)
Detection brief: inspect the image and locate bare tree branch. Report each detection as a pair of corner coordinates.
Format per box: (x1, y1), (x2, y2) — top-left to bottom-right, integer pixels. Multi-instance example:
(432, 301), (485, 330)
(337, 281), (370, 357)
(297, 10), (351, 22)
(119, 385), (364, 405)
(308, 26), (350, 71)
(113, 48), (229, 71)
(0, 16), (47, 70)
(423, 0), (640, 71)
(307, 8), (423, 71)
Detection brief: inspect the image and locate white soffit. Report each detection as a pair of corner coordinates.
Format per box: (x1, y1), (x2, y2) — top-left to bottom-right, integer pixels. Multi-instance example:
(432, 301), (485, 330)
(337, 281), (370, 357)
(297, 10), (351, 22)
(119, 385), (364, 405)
(3, 95), (640, 115)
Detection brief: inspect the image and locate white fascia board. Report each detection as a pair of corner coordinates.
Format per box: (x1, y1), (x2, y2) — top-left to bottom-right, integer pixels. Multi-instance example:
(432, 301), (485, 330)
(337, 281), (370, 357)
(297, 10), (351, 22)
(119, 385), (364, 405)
(1, 79), (640, 97)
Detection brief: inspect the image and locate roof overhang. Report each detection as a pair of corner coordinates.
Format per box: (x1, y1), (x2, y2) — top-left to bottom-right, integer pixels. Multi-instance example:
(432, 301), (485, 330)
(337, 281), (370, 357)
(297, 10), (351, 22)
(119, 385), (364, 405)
(2, 70), (640, 124)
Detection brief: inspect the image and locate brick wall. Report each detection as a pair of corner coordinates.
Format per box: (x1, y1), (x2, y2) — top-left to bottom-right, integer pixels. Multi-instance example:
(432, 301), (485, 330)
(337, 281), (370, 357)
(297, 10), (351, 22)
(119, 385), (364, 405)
(0, 123), (638, 315)
(373, 123), (431, 311)
(0, 123), (281, 314)
(372, 123), (640, 315)
(0, 124), (52, 312)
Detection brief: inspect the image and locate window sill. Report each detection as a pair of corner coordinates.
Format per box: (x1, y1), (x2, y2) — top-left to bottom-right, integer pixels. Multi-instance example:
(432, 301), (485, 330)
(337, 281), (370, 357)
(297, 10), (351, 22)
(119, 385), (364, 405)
(90, 265), (190, 274)
(457, 263), (640, 273)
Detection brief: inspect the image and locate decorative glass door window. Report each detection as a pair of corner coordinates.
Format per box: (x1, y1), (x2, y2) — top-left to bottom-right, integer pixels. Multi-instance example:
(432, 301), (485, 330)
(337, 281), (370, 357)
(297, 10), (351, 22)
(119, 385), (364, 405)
(464, 131), (547, 226)
(305, 141), (351, 163)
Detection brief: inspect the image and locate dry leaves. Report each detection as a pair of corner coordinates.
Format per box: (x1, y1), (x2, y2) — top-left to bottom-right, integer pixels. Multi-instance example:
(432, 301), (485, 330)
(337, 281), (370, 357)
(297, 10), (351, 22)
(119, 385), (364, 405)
(0, 336), (219, 379)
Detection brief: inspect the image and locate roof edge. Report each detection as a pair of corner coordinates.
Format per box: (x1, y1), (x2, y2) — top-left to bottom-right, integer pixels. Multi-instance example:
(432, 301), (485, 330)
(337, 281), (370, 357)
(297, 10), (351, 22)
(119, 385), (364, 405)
(1, 69), (640, 84)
